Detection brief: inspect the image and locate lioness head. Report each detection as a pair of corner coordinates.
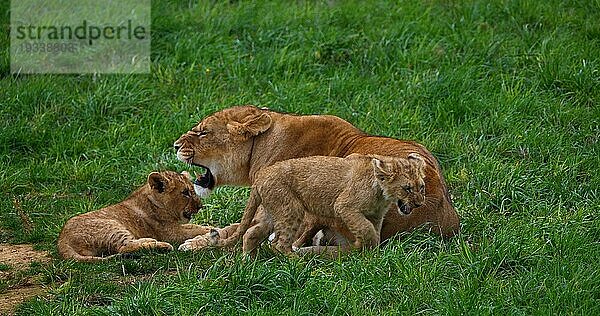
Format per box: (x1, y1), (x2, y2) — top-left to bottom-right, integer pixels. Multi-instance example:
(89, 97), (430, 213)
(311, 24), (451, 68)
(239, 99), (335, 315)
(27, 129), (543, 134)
(147, 171), (202, 223)
(173, 106), (272, 197)
(371, 153), (426, 215)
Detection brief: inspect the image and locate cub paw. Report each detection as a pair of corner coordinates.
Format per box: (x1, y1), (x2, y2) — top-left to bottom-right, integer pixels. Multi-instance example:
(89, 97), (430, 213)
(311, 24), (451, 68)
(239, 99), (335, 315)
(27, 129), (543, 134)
(178, 229), (220, 251)
(119, 238), (174, 254)
(142, 240), (174, 252)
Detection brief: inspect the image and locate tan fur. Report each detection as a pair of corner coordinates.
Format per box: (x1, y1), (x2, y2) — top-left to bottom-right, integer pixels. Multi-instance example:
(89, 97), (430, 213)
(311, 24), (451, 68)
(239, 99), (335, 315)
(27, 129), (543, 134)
(216, 154), (426, 255)
(174, 106), (459, 249)
(57, 171), (213, 262)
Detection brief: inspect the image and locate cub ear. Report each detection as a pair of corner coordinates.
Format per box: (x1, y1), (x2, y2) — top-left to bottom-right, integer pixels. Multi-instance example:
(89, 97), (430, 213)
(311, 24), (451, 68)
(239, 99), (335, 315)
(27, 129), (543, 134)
(372, 158), (391, 181)
(407, 153), (426, 177)
(148, 172), (167, 193)
(227, 113), (272, 140)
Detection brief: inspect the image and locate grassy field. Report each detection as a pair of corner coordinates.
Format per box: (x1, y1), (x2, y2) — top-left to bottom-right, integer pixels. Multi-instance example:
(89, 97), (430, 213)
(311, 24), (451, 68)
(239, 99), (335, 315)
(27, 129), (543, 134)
(1, 0), (599, 314)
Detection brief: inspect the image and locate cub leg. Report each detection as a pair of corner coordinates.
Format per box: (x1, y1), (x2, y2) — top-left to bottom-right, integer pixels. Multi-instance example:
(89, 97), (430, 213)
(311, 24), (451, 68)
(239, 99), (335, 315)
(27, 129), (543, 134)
(292, 216), (325, 249)
(165, 224), (214, 244)
(242, 221), (272, 255)
(270, 201), (305, 255)
(372, 216), (385, 239)
(335, 207), (379, 250)
(217, 223), (240, 239)
(178, 230), (220, 252)
(118, 237), (174, 254)
(177, 222), (243, 252)
(242, 205), (273, 255)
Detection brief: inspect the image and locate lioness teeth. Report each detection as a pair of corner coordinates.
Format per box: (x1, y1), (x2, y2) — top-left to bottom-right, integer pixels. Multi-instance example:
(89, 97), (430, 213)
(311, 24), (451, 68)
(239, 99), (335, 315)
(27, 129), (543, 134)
(193, 169), (214, 189)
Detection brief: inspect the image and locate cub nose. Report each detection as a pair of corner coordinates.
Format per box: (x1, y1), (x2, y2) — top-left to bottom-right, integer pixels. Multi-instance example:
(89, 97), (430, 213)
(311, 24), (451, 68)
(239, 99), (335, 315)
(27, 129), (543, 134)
(414, 195), (425, 207)
(174, 143), (181, 151)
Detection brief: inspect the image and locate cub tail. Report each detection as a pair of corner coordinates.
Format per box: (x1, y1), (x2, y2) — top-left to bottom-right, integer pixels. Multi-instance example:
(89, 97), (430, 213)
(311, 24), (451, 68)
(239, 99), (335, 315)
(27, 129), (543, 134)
(57, 240), (117, 263)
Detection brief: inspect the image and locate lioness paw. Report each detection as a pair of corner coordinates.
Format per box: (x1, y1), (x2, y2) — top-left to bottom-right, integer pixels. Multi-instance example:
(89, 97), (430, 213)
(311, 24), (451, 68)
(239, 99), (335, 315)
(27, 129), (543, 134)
(178, 229), (220, 251)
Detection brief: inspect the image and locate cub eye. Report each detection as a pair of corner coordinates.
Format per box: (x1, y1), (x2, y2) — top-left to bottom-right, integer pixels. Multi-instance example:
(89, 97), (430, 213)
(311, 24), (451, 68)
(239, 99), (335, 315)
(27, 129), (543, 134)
(182, 189), (191, 198)
(403, 186), (412, 193)
(195, 131), (208, 137)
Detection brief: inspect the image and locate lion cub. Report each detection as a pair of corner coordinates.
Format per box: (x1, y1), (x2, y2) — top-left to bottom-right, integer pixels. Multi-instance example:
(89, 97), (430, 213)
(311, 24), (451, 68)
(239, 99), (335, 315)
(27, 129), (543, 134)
(58, 171), (213, 262)
(214, 153), (426, 255)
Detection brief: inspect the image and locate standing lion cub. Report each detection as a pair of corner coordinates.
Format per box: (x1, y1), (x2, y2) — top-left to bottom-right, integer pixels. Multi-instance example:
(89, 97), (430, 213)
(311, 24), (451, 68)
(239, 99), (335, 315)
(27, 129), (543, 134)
(58, 171), (213, 262)
(200, 153), (426, 255)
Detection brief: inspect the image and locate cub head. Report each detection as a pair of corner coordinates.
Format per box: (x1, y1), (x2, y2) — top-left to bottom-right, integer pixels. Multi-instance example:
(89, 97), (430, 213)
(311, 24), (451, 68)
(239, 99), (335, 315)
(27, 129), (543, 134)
(371, 153), (426, 215)
(147, 171), (202, 223)
(173, 106), (272, 197)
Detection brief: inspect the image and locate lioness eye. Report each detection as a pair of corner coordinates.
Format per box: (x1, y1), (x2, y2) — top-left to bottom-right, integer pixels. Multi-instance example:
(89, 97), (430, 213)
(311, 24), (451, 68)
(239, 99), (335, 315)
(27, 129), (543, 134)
(196, 131), (208, 137)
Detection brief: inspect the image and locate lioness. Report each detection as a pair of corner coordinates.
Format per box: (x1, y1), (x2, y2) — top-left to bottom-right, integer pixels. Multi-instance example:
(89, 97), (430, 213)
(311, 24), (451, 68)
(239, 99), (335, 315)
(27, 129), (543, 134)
(216, 154), (426, 255)
(174, 106), (459, 248)
(58, 171), (213, 262)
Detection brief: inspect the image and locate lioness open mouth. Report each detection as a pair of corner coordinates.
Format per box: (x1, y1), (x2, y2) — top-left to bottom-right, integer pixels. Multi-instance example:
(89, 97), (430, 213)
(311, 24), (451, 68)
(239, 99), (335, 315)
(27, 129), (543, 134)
(194, 167), (215, 190)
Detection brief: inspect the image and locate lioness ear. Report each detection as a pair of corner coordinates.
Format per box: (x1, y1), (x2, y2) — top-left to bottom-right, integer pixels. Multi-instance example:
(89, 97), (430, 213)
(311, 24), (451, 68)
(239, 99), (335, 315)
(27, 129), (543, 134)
(245, 113), (272, 135)
(148, 172), (167, 193)
(227, 113), (272, 140)
(372, 158), (391, 181)
(408, 153), (426, 177)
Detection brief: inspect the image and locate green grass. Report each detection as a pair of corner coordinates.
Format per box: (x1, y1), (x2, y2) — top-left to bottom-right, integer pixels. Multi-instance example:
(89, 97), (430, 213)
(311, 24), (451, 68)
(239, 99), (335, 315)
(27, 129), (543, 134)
(1, 0), (599, 314)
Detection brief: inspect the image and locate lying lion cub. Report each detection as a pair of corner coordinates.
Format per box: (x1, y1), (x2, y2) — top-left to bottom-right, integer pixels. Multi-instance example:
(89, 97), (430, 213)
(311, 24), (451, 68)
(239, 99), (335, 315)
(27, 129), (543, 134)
(58, 171), (213, 262)
(205, 153), (425, 255)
